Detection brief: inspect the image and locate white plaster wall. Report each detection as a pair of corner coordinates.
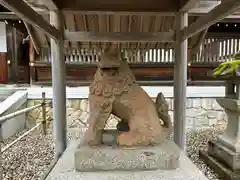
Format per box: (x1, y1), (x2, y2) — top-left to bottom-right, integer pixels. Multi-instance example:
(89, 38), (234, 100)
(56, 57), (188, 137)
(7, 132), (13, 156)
(0, 22), (7, 52)
(26, 86), (226, 99)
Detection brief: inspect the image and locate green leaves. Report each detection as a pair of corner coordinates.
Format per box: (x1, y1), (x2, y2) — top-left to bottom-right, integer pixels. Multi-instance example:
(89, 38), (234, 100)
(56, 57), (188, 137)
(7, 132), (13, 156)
(212, 59), (240, 77)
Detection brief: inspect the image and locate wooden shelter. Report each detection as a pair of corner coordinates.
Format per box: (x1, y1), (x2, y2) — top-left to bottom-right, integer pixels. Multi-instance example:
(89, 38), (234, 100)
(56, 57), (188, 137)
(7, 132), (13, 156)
(0, 0), (240, 156)
(1, 1), (240, 85)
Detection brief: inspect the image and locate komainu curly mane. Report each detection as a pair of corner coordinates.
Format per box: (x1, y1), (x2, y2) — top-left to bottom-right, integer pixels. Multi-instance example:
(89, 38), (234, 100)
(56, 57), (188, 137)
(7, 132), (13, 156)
(83, 47), (172, 147)
(89, 59), (135, 98)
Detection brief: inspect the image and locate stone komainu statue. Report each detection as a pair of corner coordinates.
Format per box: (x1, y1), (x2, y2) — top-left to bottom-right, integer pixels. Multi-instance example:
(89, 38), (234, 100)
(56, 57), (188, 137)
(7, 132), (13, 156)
(83, 47), (173, 147)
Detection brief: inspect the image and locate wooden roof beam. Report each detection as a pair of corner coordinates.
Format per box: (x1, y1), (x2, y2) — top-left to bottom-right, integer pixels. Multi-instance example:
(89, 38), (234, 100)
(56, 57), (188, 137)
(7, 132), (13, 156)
(180, 0), (200, 12)
(181, 0), (240, 40)
(206, 32), (240, 38)
(64, 31), (175, 43)
(0, 12), (19, 19)
(37, 0), (58, 10)
(0, 11), (49, 20)
(67, 43), (175, 50)
(58, 0), (178, 14)
(0, 0), (61, 40)
(23, 0), (58, 11)
(23, 20), (40, 54)
(0, 11), (239, 21)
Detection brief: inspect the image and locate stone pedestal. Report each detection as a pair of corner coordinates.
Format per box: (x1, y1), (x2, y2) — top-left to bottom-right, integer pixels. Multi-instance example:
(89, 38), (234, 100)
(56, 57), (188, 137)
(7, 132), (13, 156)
(200, 80), (240, 180)
(74, 130), (180, 171)
(46, 140), (208, 180)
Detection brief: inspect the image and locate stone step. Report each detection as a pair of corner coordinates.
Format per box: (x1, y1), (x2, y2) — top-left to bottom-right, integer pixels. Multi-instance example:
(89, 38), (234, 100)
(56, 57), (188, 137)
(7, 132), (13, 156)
(0, 89), (17, 102)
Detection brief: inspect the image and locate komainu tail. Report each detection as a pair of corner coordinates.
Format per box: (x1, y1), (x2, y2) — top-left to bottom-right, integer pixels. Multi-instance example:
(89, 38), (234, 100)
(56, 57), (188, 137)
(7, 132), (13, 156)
(155, 92), (173, 129)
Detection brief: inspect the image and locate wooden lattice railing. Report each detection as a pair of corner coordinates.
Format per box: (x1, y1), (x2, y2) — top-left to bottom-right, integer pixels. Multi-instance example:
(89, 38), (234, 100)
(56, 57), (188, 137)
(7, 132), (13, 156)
(192, 38), (240, 63)
(38, 37), (240, 64)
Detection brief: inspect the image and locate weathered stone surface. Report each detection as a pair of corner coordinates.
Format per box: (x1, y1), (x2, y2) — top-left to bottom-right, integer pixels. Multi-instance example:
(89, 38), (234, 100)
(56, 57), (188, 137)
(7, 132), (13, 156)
(46, 140), (208, 180)
(71, 100), (81, 111)
(80, 99), (89, 112)
(216, 98), (240, 153)
(67, 128), (87, 141)
(208, 141), (240, 171)
(75, 140), (180, 171)
(200, 150), (240, 180)
(82, 48), (172, 147)
(79, 111), (89, 123)
(200, 95), (240, 179)
(217, 98), (240, 112)
(26, 97), (227, 131)
(67, 109), (87, 128)
(192, 99), (201, 108)
(67, 108), (75, 116)
(201, 99), (214, 110)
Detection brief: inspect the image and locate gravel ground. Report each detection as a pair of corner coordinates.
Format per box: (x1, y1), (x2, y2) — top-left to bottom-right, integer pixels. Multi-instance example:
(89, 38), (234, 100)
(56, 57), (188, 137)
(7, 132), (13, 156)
(1, 123), (225, 180)
(1, 127), (54, 180)
(186, 124), (224, 180)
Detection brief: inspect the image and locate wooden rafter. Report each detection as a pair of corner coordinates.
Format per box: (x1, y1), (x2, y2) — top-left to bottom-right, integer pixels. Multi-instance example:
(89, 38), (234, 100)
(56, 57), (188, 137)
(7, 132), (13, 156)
(181, 0), (240, 40)
(83, 14), (90, 49)
(64, 31), (175, 42)
(65, 42), (175, 50)
(153, 16), (162, 49)
(23, 20), (40, 54)
(113, 14), (121, 49)
(127, 15), (132, 49)
(192, 28), (208, 55)
(24, 0), (58, 11)
(137, 16), (144, 50)
(0, 12), (19, 19)
(38, 0), (58, 10)
(206, 32), (240, 38)
(72, 14), (81, 51)
(0, 0), (60, 40)
(98, 15), (105, 50)
(160, 16), (167, 50)
(180, 0), (200, 12)
(0, 11), (49, 19)
(45, 34), (50, 49)
(146, 16), (155, 51)
(62, 14), (71, 51)
(58, 0), (178, 13)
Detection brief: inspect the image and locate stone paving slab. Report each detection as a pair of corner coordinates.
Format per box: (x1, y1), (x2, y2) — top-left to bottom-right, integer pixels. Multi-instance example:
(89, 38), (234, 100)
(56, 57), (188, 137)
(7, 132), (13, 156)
(46, 140), (208, 180)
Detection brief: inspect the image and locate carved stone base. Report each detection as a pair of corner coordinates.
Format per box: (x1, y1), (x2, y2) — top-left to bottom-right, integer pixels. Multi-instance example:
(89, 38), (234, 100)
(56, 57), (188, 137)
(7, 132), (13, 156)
(75, 130), (180, 172)
(46, 140), (208, 180)
(200, 150), (240, 180)
(208, 141), (240, 171)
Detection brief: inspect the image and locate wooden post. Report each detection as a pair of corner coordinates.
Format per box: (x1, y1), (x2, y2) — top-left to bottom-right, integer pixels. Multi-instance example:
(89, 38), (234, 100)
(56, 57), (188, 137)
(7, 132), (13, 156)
(29, 40), (36, 84)
(173, 12), (188, 151)
(50, 11), (67, 157)
(12, 27), (18, 82)
(41, 92), (47, 135)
